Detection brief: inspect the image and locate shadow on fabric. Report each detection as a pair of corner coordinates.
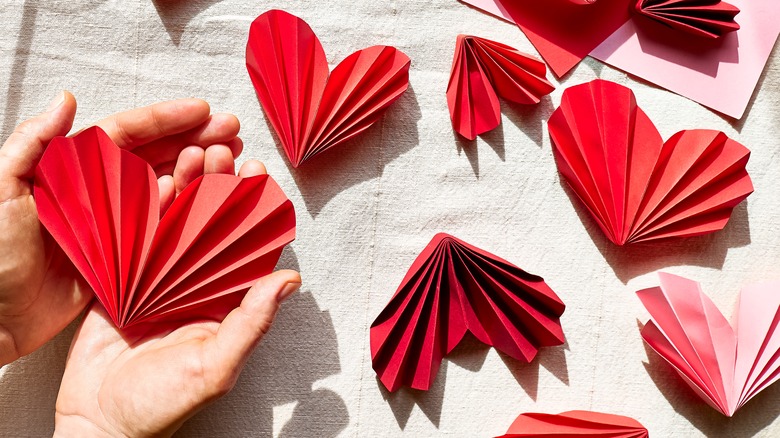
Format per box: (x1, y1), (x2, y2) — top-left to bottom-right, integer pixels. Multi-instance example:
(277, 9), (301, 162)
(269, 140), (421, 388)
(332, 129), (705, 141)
(379, 332), (569, 429)
(152, 0), (227, 45)
(640, 327), (780, 437)
(557, 179), (752, 284)
(455, 95), (554, 178)
(175, 247), (348, 437)
(273, 85), (422, 218)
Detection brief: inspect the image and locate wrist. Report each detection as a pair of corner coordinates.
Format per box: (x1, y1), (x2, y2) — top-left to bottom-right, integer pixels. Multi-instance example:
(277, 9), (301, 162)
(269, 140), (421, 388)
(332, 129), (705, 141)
(53, 414), (123, 438)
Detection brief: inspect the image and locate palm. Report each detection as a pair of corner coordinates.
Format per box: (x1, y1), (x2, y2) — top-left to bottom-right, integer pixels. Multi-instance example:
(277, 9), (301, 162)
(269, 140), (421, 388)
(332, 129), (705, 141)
(56, 304), (228, 437)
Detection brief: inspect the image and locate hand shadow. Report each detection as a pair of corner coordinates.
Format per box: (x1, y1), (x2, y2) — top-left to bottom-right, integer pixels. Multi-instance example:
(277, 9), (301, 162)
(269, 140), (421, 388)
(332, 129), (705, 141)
(175, 247), (346, 437)
(278, 85), (422, 218)
(559, 180), (751, 284)
(640, 325), (780, 437)
(152, 0), (228, 45)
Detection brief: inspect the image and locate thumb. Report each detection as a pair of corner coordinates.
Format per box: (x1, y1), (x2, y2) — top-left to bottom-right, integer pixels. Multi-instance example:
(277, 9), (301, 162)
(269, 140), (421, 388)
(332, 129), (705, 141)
(211, 270), (301, 370)
(0, 91), (77, 180)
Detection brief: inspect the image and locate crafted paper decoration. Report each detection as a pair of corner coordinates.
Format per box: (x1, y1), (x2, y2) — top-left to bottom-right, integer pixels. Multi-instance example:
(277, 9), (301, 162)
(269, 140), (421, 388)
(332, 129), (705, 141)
(634, 0), (740, 39)
(34, 127), (296, 329)
(246, 10), (411, 168)
(638, 273), (780, 416)
(370, 233), (565, 392)
(447, 35), (554, 140)
(548, 80), (752, 245)
(462, 0), (779, 119)
(460, 0), (634, 77)
(497, 410), (648, 437)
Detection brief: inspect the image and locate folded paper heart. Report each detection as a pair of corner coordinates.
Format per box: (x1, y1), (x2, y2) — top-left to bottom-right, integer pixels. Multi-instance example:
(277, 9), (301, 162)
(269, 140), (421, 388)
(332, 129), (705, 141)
(634, 0), (740, 39)
(371, 233), (565, 392)
(548, 79), (753, 245)
(497, 410), (648, 437)
(246, 9), (411, 168)
(446, 34), (554, 140)
(34, 127), (296, 328)
(638, 273), (780, 416)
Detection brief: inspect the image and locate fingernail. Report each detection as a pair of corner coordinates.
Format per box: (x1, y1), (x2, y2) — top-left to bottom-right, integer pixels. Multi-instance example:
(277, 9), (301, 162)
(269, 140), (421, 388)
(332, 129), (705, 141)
(45, 91), (65, 112)
(277, 281), (301, 302)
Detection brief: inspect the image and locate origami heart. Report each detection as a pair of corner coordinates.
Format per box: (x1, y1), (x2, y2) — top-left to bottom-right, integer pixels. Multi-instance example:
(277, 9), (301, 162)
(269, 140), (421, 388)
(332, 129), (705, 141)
(34, 127), (296, 328)
(548, 79), (752, 245)
(638, 273), (780, 416)
(446, 34), (554, 140)
(246, 10), (411, 168)
(634, 0), (740, 39)
(497, 411), (648, 437)
(371, 233), (565, 392)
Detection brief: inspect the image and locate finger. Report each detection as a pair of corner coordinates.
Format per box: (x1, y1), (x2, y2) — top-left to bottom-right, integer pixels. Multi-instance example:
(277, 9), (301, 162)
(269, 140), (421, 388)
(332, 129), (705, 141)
(238, 160), (267, 177)
(158, 175), (175, 215)
(172, 146), (206, 194)
(0, 91), (77, 180)
(132, 123), (243, 171)
(94, 98), (210, 150)
(204, 145), (235, 175)
(211, 270), (301, 368)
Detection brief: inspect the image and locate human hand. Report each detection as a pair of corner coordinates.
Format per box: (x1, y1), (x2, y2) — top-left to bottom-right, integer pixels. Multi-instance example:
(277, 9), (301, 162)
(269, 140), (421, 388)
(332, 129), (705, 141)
(0, 92), (243, 365)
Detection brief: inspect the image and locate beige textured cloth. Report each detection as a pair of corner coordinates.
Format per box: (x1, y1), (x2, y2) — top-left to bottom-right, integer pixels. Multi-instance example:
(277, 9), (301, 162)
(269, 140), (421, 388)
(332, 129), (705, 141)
(1, 1), (778, 436)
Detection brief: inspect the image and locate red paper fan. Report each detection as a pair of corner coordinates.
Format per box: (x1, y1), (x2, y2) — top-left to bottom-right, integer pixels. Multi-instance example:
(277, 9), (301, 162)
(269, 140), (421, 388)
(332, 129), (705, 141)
(497, 410), (648, 437)
(246, 10), (411, 168)
(446, 34), (554, 140)
(634, 0), (740, 39)
(34, 127), (296, 328)
(548, 79), (752, 245)
(370, 233), (565, 392)
(638, 273), (780, 416)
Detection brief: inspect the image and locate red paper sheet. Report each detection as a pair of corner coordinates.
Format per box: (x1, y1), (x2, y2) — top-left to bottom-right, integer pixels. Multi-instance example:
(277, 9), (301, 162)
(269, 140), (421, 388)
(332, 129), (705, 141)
(494, 0), (634, 77)
(497, 410), (648, 437)
(548, 79), (753, 245)
(638, 273), (780, 416)
(370, 233), (565, 392)
(446, 34), (554, 140)
(634, 0), (740, 39)
(246, 10), (411, 168)
(34, 126), (296, 328)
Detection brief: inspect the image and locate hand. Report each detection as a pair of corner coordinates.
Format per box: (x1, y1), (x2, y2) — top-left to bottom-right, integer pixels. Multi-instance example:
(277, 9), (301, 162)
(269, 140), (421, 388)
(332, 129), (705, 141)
(0, 91), (243, 365)
(54, 196), (300, 438)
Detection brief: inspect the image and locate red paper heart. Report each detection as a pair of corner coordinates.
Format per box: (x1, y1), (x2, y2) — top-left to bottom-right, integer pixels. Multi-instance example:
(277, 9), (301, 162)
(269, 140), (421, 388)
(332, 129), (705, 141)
(548, 79), (753, 245)
(34, 127), (296, 328)
(246, 10), (411, 168)
(498, 411), (648, 437)
(634, 0), (740, 39)
(447, 34), (554, 140)
(371, 233), (565, 392)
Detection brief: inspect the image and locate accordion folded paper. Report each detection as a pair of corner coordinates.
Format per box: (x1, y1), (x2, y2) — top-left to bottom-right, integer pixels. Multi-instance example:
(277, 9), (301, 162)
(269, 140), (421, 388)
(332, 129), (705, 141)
(34, 127), (296, 328)
(548, 80), (752, 245)
(634, 0), (740, 39)
(370, 233), (565, 392)
(497, 410), (648, 437)
(246, 10), (411, 168)
(638, 273), (780, 416)
(464, 0), (779, 119)
(459, 0), (633, 77)
(447, 35), (554, 140)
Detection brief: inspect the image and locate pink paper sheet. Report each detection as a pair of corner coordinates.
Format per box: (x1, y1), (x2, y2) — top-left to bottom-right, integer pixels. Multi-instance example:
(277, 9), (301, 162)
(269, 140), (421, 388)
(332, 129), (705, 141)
(460, 0), (780, 119)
